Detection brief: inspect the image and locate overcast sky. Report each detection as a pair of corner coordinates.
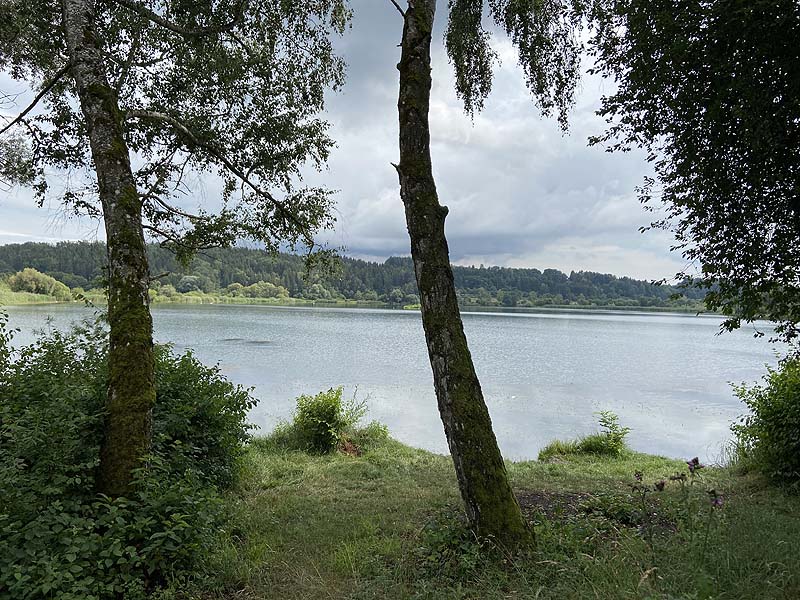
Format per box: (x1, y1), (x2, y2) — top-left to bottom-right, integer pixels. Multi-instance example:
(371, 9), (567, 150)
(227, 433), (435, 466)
(0, 0), (688, 281)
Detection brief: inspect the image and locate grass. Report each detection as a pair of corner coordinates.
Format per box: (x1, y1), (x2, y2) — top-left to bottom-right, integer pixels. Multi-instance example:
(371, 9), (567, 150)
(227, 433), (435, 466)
(185, 436), (800, 600)
(0, 282), (62, 305)
(538, 411), (631, 461)
(0, 282), (704, 314)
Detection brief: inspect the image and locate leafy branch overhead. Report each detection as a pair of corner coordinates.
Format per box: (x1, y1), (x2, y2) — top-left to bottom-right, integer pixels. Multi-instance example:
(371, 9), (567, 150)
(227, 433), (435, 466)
(0, 0), (351, 257)
(585, 0), (800, 341)
(444, 0), (583, 126)
(443, 0), (800, 343)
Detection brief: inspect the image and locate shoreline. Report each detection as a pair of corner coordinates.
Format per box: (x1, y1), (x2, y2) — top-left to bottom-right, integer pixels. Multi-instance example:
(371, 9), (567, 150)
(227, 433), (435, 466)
(2, 295), (710, 316)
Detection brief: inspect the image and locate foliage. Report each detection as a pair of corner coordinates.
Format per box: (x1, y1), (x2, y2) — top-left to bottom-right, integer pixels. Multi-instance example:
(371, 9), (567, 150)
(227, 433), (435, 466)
(7, 267), (70, 300)
(0, 0), (350, 258)
(0, 283), (65, 305)
(152, 346), (257, 489)
(264, 387), (387, 455)
(445, 0), (582, 127)
(586, 0), (800, 341)
(0, 317), (256, 598)
(292, 387), (369, 454)
(0, 134), (36, 186)
(412, 511), (489, 581)
(226, 281), (290, 299)
(732, 357), (800, 488)
(0, 241), (706, 308)
(593, 410), (631, 456)
(292, 387), (350, 454)
(538, 410), (631, 460)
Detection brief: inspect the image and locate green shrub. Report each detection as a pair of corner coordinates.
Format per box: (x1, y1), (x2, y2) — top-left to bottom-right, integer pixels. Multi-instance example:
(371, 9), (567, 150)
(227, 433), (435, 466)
(264, 387), (386, 454)
(7, 267), (71, 300)
(291, 386), (370, 453)
(538, 411), (631, 460)
(732, 357), (800, 488)
(153, 347), (256, 488)
(586, 411), (631, 457)
(293, 387), (348, 453)
(0, 315), (256, 599)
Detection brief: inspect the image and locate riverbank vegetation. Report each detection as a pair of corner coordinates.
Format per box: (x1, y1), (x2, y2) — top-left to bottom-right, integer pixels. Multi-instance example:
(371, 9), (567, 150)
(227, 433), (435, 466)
(3, 320), (799, 599)
(1, 0), (797, 596)
(0, 319), (255, 599)
(0, 242), (705, 311)
(194, 438), (800, 599)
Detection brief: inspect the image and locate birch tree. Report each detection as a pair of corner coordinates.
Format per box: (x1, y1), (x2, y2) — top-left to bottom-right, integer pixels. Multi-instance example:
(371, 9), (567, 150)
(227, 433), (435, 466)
(391, 0), (581, 545)
(0, 0), (348, 495)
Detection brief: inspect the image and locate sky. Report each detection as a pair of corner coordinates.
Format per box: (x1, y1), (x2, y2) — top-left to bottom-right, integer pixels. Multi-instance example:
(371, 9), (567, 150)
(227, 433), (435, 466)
(0, 0), (688, 281)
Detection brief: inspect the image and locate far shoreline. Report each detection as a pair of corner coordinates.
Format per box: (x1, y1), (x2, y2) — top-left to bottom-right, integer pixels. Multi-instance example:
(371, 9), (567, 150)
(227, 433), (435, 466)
(2, 295), (715, 318)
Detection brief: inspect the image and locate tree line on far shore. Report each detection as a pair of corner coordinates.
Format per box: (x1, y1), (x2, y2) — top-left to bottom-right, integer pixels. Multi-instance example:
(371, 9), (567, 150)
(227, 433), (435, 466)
(0, 241), (705, 309)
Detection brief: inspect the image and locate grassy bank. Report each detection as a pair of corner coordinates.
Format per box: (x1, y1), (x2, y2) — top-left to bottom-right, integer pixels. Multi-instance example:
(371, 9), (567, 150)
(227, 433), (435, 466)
(1, 287), (708, 315)
(188, 438), (800, 599)
(0, 284), (63, 305)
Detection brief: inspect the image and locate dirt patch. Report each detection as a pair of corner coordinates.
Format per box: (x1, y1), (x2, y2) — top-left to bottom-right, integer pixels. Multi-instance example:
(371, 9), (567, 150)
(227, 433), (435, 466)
(515, 490), (591, 520)
(339, 439), (362, 457)
(516, 489), (678, 535)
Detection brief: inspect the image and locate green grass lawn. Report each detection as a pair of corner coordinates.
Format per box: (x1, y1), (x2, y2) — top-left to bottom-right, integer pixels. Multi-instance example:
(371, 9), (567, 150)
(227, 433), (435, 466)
(189, 439), (800, 599)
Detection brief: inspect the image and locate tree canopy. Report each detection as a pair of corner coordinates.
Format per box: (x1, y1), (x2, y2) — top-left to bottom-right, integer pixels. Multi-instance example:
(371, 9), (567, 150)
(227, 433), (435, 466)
(1, 0), (351, 495)
(445, 0), (582, 126)
(586, 0), (800, 341)
(0, 0), (349, 257)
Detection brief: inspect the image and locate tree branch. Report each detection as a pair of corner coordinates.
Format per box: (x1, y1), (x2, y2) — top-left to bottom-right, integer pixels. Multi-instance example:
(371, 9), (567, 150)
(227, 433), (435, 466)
(137, 145), (184, 206)
(388, 0), (406, 17)
(114, 34), (142, 94)
(0, 64), (70, 136)
(152, 195), (208, 222)
(142, 223), (217, 252)
(126, 109), (312, 242)
(107, 0), (245, 38)
(389, 0), (406, 19)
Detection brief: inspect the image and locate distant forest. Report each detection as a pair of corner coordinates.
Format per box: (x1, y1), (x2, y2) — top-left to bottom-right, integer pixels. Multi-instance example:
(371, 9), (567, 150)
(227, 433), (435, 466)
(0, 241), (705, 308)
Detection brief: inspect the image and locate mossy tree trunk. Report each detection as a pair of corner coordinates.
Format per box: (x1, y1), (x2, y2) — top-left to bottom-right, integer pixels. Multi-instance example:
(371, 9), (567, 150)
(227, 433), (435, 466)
(62, 0), (156, 496)
(395, 0), (531, 546)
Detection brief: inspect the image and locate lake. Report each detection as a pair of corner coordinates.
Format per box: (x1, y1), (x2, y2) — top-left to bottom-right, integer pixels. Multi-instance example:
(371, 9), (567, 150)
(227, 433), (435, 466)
(4, 303), (780, 463)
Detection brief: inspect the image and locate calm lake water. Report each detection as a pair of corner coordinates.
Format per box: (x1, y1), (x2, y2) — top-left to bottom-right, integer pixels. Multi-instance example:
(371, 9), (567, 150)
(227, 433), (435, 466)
(4, 304), (781, 463)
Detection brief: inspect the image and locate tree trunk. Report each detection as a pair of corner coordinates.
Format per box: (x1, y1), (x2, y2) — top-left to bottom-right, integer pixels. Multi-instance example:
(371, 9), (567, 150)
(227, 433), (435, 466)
(395, 0), (531, 545)
(62, 0), (156, 497)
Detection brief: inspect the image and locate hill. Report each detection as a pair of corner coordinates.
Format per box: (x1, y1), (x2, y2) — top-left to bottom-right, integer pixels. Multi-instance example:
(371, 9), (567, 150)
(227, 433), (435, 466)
(0, 241), (704, 309)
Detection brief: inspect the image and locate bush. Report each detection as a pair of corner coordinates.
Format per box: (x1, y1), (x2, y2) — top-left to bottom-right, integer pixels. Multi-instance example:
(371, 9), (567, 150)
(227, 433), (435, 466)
(587, 411), (631, 456)
(732, 357), (800, 488)
(538, 411), (631, 460)
(292, 387), (362, 453)
(264, 387), (386, 454)
(228, 281), (290, 299)
(293, 387), (345, 453)
(153, 347), (256, 488)
(7, 267), (71, 300)
(0, 315), (256, 599)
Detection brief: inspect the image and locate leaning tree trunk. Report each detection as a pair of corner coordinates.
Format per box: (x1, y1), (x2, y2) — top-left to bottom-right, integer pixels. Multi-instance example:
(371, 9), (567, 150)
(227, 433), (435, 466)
(62, 0), (156, 497)
(395, 0), (530, 545)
